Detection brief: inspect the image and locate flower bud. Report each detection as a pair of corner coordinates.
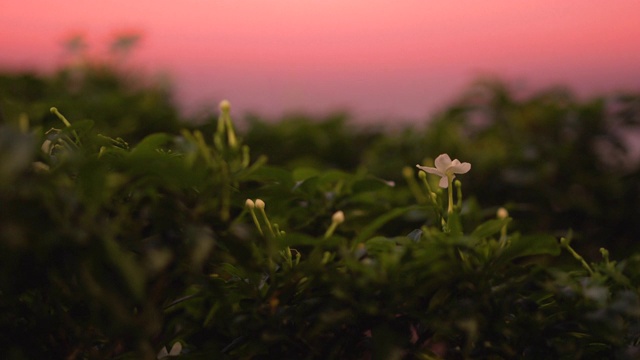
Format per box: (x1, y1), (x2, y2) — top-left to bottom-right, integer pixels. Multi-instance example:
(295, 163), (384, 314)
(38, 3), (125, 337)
(255, 199), (265, 209)
(332, 210), (345, 224)
(245, 199), (255, 209)
(324, 211), (345, 239)
(219, 99), (231, 112)
(497, 207), (509, 219)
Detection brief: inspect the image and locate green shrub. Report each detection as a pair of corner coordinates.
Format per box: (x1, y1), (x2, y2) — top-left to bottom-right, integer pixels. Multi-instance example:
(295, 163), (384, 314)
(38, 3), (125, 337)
(1, 100), (639, 359)
(0, 63), (181, 142)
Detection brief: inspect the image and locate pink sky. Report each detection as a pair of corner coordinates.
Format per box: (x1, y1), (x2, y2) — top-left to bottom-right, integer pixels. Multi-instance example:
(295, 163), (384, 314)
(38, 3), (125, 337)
(2, 1), (640, 123)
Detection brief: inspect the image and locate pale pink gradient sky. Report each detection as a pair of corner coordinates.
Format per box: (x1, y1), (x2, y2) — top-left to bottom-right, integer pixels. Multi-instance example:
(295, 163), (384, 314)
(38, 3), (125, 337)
(2, 1), (640, 123)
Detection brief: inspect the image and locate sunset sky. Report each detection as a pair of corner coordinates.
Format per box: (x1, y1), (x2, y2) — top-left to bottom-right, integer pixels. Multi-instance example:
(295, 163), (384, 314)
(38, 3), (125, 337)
(2, 1), (640, 123)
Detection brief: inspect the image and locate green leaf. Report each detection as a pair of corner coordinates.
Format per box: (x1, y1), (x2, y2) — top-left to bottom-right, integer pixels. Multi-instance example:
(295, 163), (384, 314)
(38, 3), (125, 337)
(365, 236), (397, 255)
(102, 237), (146, 301)
(66, 119), (95, 133)
(446, 212), (463, 236)
(292, 167), (320, 181)
(281, 232), (344, 248)
(471, 218), (511, 238)
(499, 234), (561, 262)
(241, 165), (294, 188)
(352, 177), (392, 193)
(76, 160), (108, 204)
(318, 169), (352, 184)
(130, 133), (172, 154)
(219, 263), (246, 280)
(280, 232), (319, 247)
(354, 205), (423, 243)
(292, 176), (320, 194)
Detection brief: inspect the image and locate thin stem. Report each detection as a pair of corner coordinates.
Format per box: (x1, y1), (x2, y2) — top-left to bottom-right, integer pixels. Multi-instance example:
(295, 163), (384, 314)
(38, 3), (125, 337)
(455, 179), (462, 210)
(419, 171), (438, 205)
(224, 114), (238, 149)
(324, 222), (338, 239)
(404, 167), (427, 204)
(447, 175), (454, 214)
(50, 107), (72, 128)
(561, 238), (594, 275)
(245, 199), (263, 235)
(499, 226), (508, 248)
(249, 208), (263, 236)
(258, 207), (276, 238)
(50, 107), (81, 145)
(324, 211), (344, 239)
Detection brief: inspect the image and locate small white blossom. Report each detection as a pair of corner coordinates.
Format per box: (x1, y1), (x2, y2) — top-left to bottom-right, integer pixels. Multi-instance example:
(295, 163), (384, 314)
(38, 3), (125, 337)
(416, 154), (471, 188)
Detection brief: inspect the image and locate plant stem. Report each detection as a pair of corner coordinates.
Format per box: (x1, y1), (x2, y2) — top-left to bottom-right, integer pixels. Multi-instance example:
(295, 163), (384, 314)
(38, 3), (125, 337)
(562, 239), (594, 275)
(447, 175), (454, 214)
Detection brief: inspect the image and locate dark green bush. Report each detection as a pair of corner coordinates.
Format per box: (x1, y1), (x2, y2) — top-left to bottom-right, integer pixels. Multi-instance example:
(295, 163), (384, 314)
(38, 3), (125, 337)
(0, 97), (639, 358)
(0, 64), (181, 142)
(243, 81), (640, 257)
(2, 64), (640, 359)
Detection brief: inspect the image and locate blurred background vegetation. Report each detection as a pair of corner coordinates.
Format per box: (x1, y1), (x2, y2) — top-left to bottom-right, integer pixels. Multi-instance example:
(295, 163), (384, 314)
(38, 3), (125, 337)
(3, 39), (640, 358)
(242, 84), (640, 259)
(2, 42), (640, 260)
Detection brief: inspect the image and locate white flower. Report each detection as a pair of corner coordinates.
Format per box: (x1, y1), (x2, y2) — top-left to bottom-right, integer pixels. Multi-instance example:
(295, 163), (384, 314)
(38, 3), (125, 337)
(416, 154), (471, 188)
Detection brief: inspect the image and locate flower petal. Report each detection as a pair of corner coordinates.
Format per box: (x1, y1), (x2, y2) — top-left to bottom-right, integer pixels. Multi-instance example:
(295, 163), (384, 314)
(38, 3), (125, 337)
(434, 154), (452, 172)
(438, 175), (449, 188)
(450, 162), (471, 174)
(157, 347), (169, 359)
(416, 165), (444, 177)
(169, 342), (182, 356)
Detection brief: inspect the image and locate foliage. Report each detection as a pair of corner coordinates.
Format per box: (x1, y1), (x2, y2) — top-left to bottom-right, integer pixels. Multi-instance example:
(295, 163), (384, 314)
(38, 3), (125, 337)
(1, 85), (640, 359)
(4, 60), (640, 257)
(245, 81), (640, 257)
(241, 112), (382, 171)
(0, 44), (181, 142)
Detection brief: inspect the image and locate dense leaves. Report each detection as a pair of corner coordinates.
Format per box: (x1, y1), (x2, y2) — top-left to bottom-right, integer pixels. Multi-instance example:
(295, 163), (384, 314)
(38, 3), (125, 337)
(1, 65), (640, 359)
(246, 81), (640, 257)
